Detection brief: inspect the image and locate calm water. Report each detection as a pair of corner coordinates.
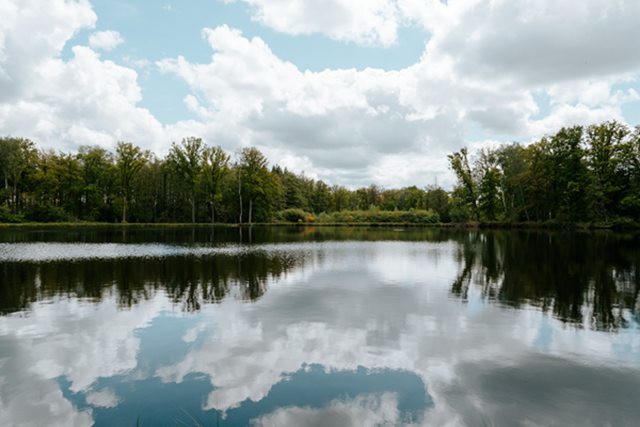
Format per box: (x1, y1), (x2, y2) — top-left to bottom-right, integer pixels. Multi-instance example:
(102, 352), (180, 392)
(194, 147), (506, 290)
(0, 227), (639, 427)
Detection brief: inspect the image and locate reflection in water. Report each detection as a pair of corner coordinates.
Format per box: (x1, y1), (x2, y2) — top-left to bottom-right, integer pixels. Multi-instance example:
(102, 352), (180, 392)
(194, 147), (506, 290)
(451, 231), (640, 330)
(0, 227), (640, 426)
(0, 250), (304, 313)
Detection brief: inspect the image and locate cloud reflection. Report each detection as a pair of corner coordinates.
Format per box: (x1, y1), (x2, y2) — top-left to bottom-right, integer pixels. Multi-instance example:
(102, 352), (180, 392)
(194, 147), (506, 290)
(0, 232), (639, 426)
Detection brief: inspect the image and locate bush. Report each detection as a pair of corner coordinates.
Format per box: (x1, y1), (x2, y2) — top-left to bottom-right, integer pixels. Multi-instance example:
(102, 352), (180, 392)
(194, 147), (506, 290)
(277, 208), (315, 223)
(25, 203), (75, 222)
(0, 206), (24, 223)
(319, 209), (440, 224)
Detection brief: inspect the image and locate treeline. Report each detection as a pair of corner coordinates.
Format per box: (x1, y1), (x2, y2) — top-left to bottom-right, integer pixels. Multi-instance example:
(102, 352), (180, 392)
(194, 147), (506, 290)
(0, 120), (639, 225)
(448, 121), (640, 224)
(0, 137), (446, 224)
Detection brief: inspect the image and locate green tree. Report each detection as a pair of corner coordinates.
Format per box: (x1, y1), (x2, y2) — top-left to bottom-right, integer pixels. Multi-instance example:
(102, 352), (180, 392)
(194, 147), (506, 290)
(548, 126), (589, 221)
(448, 148), (478, 220)
(116, 142), (149, 223)
(585, 121), (628, 221)
(78, 146), (117, 221)
(496, 144), (529, 221)
(168, 137), (204, 224)
(618, 126), (640, 219)
(0, 137), (36, 214)
(424, 185), (451, 222)
(476, 149), (502, 221)
(239, 147), (279, 223)
(201, 145), (229, 223)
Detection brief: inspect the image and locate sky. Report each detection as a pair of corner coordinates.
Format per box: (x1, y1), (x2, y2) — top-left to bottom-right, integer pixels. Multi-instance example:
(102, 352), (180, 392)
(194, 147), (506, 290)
(1, 0), (640, 189)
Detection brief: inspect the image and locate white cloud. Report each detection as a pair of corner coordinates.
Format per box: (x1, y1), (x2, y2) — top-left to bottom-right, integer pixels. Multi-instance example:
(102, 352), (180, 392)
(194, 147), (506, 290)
(88, 30), (123, 51)
(156, 25), (529, 187)
(422, 0), (640, 86)
(226, 0), (402, 47)
(253, 393), (401, 427)
(86, 388), (120, 408)
(0, 0), (96, 102)
(149, 240), (640, 424)
(1, 241), (639, 425)
(1, 0), (640, 188)
(0, 290), (172, 427)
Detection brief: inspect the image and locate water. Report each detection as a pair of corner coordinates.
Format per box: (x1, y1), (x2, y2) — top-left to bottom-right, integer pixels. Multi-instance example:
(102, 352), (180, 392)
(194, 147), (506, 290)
(0, 227), (638, 426)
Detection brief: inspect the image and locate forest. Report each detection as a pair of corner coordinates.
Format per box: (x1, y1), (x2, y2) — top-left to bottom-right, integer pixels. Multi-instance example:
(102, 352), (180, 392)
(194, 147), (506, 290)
(0, 120), (639, 225)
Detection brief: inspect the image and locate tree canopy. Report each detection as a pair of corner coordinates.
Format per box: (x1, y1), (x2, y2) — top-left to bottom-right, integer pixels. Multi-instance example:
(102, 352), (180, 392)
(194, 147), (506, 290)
(1, 121), (639, 225)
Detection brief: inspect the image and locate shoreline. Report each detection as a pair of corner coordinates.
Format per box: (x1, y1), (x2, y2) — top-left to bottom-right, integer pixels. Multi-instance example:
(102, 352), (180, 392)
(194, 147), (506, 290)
(0, 221), (638, 230)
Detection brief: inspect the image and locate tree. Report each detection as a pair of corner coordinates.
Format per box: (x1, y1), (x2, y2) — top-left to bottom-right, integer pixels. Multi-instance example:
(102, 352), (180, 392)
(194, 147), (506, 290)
(0, 137), (36, 214)
(201, 145), (229, 223)
(424, 186), (451, 222)
(78, 146), (116, 221)
(476, 149), (502, 221)
(448, 148), (479, 220)
(618, 126), (640, 219)
(116, 142), (149, 223)
(585, 121), (628, 221)
(496, 144), (529, 221)
(239, 147), (277, 223)
(548, 126), (588, 221)
(168, 137), (204, 224)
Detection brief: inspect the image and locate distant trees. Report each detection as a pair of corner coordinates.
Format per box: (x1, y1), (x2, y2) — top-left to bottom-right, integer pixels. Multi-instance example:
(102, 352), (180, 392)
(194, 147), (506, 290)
(116, 142), (149, 223)
(201, 146), (229, 223)
(239, 147), (281, 224)
(1, 120), (639, 225)
(168, 137), (203, 224)
(0, 138), (36, 214)
(448, 121), (640, 224)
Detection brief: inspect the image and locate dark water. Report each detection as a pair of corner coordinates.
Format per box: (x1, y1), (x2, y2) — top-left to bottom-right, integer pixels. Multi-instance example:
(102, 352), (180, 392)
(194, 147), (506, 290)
(0, 226), (638, 427)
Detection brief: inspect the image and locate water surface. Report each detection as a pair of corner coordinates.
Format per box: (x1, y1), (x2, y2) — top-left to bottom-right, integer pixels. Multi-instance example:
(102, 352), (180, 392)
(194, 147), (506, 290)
(0, 227), (638, 426)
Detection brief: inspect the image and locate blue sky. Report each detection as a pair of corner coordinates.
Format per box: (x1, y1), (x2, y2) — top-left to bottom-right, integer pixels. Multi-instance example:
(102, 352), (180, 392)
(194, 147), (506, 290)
(66, 0), (428, 123)
(2, 0), (640, 188)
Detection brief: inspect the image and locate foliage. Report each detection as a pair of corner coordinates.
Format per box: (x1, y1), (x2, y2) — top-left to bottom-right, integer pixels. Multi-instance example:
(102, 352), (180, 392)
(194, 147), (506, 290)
(2, 120), (640, 225)
(448, 121), (640, 224)
(277, 208), (314, 223)
(116, 142), (149, 223)
(0, 206), (23, 223)
(167, 137), (204, 223)
(25, 203), (74, 222)
(321, 209), (440, 224)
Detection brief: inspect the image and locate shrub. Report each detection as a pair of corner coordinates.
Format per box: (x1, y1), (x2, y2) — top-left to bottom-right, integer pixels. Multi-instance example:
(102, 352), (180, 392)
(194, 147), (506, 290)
(25, 203), (75, 222)
(277, 208), (315, 223)
(319, 209), (440, 224)
(0, 206), (24, 223)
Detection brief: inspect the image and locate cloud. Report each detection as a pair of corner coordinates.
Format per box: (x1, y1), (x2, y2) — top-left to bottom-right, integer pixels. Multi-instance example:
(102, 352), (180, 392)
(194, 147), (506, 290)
(0, 293), (167, 393)
(422, 0), (640, 86)
(156, 25), (528, 187)
(85, 388), (120, 408)
(0, 0), (96, 102)
(149, 240), (640, 423)
(1, 0), (640, 189)
(0, 290), (172, 427)
(252, 393), (401, 427)
(2, 240), (640, 425)
(88, 30), (123, 51)
(226, 0), (402, 47)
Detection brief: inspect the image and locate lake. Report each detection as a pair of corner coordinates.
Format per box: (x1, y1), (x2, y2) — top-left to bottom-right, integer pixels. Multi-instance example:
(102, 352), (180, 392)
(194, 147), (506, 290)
(0, 226), (639, 426)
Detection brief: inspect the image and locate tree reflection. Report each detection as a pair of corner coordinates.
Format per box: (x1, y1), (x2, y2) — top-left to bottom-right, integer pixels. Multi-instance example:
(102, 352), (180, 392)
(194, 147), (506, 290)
(0, 250), (305, 314)
(451, 231), (640, 330)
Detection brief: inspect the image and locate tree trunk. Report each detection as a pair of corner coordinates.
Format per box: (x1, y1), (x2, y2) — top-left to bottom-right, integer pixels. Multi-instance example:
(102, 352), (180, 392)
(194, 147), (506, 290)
(191, 196), (196, 224)
(12, 182), (17, 214)
(249, 199), (253, 224)
(122, 195), (127, 223)
(238, 171), (242, 224)
(211, 201), (215, 224)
